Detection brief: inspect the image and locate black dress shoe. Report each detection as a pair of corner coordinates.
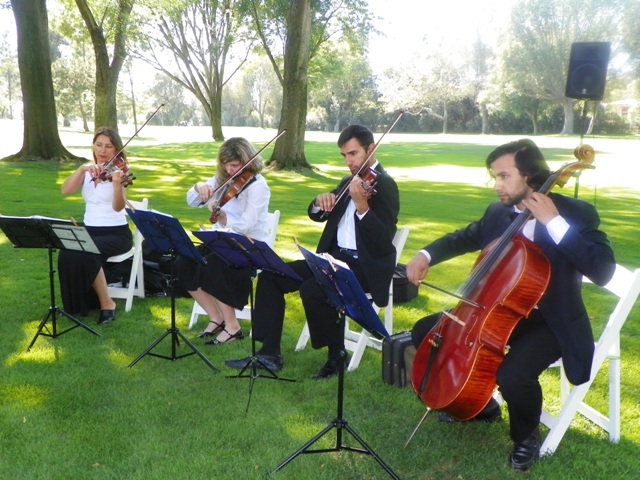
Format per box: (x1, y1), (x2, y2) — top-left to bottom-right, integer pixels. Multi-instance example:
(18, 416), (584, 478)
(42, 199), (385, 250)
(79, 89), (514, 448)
(510, 427), (540, 471)
(97, 309), (116, 325)
(225, 354), (283, 372)
(312, 354), (349, 380)
(438, 404), (502, 424)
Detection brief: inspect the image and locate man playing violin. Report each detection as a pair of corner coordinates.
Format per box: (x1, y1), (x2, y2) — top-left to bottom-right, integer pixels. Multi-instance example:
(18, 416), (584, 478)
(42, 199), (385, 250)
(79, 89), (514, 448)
(226, 124), (400, 379)
(406, 138), (615, 471)
(174, 137), (271, 346)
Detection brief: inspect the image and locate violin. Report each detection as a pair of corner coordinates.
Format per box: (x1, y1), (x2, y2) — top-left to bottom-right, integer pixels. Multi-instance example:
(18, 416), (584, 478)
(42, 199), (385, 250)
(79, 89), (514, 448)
(97, 155), (135, 187)
(209, 171), (254, 223)
(358, 165), (379, 197)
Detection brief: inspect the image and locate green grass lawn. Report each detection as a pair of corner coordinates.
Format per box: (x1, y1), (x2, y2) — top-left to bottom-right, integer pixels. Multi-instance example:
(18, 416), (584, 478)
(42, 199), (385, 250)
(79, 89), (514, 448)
(1, 127), (639, 479)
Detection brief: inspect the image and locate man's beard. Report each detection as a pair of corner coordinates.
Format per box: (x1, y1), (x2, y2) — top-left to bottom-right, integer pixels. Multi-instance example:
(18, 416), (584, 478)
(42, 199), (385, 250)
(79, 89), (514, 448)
(500, 190), (528, 207)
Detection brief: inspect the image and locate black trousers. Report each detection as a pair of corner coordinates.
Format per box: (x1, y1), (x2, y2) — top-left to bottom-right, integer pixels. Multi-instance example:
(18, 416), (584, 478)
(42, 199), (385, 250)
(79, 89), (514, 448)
(412, 309), (561, 442)
(251, 250), (368, 357)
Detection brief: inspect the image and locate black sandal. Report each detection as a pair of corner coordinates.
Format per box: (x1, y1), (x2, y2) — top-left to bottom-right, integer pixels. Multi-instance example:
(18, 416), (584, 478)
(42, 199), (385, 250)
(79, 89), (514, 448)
(196, 320), (226, 338)
(205, 329), (245, 346)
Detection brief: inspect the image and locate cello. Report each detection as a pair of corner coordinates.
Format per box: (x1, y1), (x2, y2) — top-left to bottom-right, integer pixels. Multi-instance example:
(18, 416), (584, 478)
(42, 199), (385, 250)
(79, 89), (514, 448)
(410, 145), (596, 422)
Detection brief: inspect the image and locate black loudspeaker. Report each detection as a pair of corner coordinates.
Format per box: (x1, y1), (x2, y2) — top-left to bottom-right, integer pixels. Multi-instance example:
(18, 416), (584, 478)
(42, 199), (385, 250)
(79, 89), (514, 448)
(565, 42), (611, 101)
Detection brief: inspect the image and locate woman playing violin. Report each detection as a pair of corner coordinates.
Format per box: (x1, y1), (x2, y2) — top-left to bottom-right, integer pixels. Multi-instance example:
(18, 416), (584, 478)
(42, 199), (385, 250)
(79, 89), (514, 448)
(174, 137), (270, 345)
(406, 139), (615, 471)
(58, 127), (133, 324)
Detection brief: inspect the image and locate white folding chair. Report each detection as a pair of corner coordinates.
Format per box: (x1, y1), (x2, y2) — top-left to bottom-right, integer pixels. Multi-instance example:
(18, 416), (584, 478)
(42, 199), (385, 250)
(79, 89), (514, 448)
(187, 210), (281, 329)
(539, 264), (640, 456)
(106, 198), (149, 312)
(295, 226), (410, 371)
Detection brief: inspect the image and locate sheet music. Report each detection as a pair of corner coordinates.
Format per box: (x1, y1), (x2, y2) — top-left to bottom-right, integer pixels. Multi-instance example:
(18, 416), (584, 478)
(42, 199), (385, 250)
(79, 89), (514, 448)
(296, 242), (389, 338)
(51, 224), (100, 254)
(125, 207), (206, 265)
(0, 214), (72, 224)
(0, 214), (98, 252)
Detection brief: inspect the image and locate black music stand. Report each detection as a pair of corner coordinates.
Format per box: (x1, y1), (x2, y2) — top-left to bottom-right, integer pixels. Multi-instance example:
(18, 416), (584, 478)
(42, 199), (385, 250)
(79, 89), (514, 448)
(124, 209), (218, 372)
(270, 244), (398, 479)
(193, 231), (302, 409)
(0, 215), (102, 351)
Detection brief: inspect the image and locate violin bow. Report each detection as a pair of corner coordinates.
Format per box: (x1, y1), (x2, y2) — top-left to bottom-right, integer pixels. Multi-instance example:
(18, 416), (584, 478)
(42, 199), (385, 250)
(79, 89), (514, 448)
(92, 103), (165, 183)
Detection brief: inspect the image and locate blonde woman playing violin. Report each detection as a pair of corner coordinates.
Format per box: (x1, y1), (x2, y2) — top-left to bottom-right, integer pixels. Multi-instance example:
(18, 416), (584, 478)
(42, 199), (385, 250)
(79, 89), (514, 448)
(174, 137), (270, 345)
(58, 127), (132, 325)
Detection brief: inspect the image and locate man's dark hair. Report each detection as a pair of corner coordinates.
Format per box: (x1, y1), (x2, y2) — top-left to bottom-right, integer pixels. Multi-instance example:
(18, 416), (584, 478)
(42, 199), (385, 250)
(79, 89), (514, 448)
(485, 138), (551, 190)
(337, 124), (374, 150)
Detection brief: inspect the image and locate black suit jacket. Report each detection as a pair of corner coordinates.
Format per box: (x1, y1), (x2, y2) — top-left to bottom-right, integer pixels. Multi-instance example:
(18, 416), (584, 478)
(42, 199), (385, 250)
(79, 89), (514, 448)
(423, 193), (615, 385)
(308, 163), (400, 307)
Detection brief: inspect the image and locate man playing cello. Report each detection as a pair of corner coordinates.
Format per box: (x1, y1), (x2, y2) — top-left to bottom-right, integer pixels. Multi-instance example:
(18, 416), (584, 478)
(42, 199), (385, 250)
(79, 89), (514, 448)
(406, 139), (615, 471)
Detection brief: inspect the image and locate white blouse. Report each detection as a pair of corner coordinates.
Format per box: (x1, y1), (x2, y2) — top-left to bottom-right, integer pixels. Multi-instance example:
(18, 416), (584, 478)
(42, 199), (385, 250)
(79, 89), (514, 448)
(186, 174), (271, 242)
(81, 172), (127, 227)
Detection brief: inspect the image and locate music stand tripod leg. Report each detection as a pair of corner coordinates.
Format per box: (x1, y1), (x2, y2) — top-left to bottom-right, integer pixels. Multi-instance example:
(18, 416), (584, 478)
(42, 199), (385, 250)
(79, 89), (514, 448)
(269, 317), (399, 479)
(225, 282), (296, 415)
(128, 271), (219, 372)
(27, 246), (101, 352)
(227, 286), (296, 382)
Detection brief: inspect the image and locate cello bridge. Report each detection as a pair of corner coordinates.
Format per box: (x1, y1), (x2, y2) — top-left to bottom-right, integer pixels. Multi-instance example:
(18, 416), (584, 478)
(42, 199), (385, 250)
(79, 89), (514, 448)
(442, 310), (466, 327)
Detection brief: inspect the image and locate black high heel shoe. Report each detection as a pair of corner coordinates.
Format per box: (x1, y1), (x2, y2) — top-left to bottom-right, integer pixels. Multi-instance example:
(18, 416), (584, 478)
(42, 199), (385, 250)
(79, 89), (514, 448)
(205, 329), (245, 346)
(98, 309), (116, 325)
(196, 320), (225, 339)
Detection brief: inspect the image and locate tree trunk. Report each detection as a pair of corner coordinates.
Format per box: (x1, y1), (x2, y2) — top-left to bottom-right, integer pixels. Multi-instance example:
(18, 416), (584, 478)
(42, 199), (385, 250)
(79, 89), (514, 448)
(526, 107), (539, 135)
(480, 102), (489, 134)
(561, 99), (575, 134)
(127, 63), (138, 130)
(5, 0), (78, 162)
(442, 100), (449, 134)
(75, 0), (133, 131)
(269, 0), (312, 170)
(211, 86), (224, 141)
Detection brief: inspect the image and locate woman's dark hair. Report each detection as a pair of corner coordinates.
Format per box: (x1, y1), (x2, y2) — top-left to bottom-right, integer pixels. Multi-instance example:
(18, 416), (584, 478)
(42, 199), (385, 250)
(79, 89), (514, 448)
(92, 127), (126, 163)
(337, 124), (375, 151)
(485, 138), (551, 190)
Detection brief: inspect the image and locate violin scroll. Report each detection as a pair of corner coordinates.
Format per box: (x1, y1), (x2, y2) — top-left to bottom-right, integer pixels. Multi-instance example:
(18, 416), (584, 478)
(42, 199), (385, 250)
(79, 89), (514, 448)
(574, 144), (595, 163)
(553, 144), (596, 189)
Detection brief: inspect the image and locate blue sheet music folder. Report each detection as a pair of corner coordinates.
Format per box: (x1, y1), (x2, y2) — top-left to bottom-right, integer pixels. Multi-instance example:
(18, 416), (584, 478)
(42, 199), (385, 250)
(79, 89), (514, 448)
(297, 244), (390, 339)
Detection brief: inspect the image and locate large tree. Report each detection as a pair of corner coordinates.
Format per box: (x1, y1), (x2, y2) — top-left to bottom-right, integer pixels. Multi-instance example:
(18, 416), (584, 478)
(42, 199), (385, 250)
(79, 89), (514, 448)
(381, 48), (469, 134)
(136, 0), (254, 141)
(4, 0), (78, 162)
(251, 0), (372, 170)
(267, 0), (311, 169)
(73, 0), (134, 131)
(51, 41), (94, 131)
(308, 42), (382, 132)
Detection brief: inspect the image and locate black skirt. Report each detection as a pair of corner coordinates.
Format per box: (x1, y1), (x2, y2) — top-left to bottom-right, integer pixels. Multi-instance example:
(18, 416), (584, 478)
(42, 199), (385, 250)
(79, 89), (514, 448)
(58, 225), (132, 316)
(173, 244), (254, 311)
